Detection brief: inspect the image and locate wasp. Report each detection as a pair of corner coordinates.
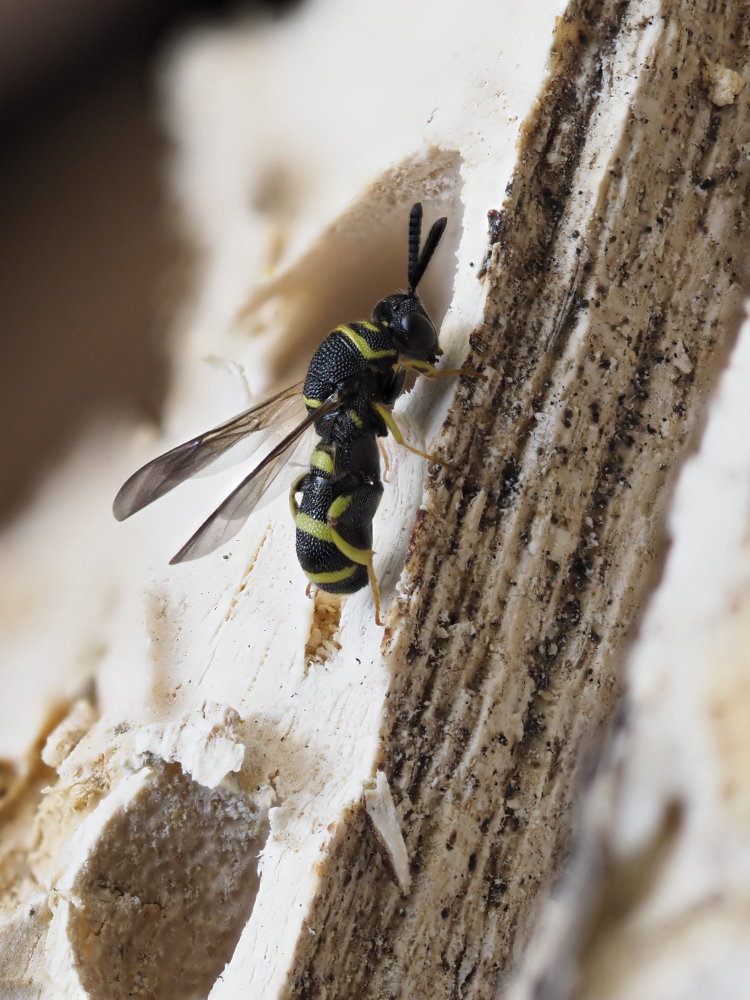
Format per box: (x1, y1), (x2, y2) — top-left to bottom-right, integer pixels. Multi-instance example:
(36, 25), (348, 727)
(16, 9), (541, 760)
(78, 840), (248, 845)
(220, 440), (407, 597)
(114, 203), (455, 623)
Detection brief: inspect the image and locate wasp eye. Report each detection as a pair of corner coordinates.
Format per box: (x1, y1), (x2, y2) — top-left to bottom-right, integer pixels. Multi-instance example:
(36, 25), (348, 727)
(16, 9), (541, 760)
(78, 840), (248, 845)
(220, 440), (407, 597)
(399, 311), (438, 359)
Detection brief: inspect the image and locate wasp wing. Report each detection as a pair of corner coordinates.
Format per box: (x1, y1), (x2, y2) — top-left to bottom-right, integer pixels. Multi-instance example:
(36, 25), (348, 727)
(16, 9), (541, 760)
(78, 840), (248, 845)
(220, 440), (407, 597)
(169, 396), (341, 564)
(113, 381), (305, 521)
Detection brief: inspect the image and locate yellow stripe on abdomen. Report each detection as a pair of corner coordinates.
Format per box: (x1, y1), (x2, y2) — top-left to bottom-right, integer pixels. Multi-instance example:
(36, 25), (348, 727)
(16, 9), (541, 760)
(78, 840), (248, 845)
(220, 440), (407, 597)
(304, 565), (359, 584)
(328, 494), (352, 519)
(310, 449), (335, 475)
(295, 512), (333, 542)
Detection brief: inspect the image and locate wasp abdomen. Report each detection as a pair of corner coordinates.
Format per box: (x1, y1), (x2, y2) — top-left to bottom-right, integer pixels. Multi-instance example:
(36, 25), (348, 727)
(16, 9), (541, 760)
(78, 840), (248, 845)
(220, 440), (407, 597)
(293, 437), (383, 597)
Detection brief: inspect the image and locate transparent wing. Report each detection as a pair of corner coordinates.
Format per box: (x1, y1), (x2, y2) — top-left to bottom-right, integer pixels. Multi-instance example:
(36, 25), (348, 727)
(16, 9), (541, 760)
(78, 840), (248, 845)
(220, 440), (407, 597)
(169, 395), (341, 564)
(113, 381), (305, 521)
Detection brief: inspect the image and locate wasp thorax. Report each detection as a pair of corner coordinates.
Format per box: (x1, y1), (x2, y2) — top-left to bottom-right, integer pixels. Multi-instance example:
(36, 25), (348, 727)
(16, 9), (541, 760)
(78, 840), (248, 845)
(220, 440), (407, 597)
(372, 293), (440, 363)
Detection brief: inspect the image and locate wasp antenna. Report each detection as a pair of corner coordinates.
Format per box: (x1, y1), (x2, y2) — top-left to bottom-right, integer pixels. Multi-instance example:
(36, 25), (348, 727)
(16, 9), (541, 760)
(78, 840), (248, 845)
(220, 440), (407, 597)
(409, 214), (447, 291)
(407, 202), (423, 290)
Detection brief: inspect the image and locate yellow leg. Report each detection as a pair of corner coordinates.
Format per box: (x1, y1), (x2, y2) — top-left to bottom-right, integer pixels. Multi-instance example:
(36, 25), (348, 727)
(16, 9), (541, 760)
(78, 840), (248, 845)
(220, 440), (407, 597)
(329, 526), (383, 627)
(401, 360), (483, 380)
(378, 439), (392, 483)
(366, 560), (383, 627)
(372, 402), (454, 468)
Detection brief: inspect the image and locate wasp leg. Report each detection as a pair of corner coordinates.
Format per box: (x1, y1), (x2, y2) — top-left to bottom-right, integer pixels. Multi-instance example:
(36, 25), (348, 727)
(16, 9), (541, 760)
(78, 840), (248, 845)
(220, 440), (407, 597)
(328, 525), (383, 626)
(372, 402), (453, 469)
(306, 581), (317, 600)
(401, 359), (483, 380)
(378, 439), (392, 483)
(367, 561), (383, 627)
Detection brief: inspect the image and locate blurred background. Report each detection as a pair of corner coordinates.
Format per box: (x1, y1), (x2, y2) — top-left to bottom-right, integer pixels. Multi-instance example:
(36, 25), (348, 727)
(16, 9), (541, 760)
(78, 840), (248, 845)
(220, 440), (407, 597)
(0, 0), (295, 525)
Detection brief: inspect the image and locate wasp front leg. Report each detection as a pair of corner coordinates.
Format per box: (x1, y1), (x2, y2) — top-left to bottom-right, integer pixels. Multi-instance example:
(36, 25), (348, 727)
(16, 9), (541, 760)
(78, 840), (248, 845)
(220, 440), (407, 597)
(401, 358), (484, 380)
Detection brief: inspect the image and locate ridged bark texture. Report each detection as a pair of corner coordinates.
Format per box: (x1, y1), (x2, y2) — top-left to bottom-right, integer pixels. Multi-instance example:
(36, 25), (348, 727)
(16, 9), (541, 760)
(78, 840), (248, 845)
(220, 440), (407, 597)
(287, 2), (750, 997)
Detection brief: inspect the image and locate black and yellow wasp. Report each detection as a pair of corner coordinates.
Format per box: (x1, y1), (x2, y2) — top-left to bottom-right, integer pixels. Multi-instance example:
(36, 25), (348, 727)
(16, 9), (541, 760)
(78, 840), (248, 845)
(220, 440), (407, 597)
(114, 203), (455, 624)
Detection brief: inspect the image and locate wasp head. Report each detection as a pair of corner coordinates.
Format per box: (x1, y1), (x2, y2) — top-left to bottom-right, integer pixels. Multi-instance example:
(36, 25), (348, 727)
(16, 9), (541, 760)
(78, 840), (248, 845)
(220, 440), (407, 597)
(371, 202), (447, 363)
(372, 293), (442, 363)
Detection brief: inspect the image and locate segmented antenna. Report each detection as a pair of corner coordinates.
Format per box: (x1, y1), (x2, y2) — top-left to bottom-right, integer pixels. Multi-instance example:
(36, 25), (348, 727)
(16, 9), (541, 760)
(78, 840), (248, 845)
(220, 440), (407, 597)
(408, 203), (447, 291)
(408, 203), (423, 290)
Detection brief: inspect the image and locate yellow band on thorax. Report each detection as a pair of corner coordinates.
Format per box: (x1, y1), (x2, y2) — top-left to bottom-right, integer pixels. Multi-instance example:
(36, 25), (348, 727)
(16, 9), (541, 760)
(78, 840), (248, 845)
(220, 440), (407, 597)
(336, 324), (397, 361)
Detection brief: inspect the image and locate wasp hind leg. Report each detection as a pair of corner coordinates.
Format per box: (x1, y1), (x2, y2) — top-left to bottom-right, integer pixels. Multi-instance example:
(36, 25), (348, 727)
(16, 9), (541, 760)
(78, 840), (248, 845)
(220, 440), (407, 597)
(328, 525), (383, 626)
(327, 476), (384, 626)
